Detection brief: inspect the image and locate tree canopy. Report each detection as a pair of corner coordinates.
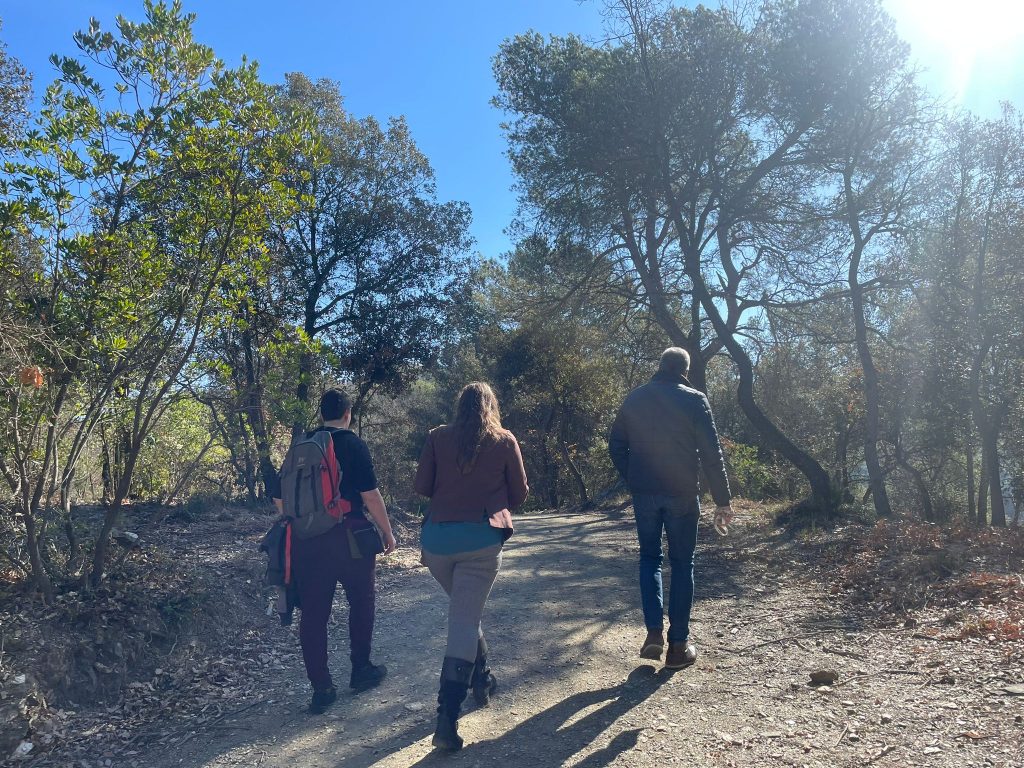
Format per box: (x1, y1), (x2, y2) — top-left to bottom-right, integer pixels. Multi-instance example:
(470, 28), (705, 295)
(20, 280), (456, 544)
(1, 0), (1023, 605)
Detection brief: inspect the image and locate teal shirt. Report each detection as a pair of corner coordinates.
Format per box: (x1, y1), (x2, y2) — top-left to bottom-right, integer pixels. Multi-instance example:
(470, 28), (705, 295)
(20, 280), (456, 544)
(421, 519), (504, 555)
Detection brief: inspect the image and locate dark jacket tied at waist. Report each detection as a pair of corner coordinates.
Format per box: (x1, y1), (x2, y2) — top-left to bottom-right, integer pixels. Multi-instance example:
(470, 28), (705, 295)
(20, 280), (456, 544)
(608, 371), (731, 506)
(414, 425), (529, 526)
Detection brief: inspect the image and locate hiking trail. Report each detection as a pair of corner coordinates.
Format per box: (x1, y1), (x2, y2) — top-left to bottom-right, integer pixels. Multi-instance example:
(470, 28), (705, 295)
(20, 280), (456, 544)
(39, 508), (1024, 768)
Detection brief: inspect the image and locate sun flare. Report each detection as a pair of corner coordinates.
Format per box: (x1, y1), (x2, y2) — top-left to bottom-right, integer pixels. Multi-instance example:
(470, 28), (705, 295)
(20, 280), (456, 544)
(885, 0), (1024, 100)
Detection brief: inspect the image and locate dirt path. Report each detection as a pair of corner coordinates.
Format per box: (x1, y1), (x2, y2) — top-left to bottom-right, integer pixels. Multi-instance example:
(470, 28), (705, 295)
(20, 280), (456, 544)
(122, 509), (1022, 768)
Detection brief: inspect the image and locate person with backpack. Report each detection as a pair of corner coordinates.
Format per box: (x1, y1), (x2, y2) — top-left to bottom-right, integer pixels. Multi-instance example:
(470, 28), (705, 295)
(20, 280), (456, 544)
(271, 388), (396, 714)
(414, 382), (528, 752)
(608, 347), (734, 670)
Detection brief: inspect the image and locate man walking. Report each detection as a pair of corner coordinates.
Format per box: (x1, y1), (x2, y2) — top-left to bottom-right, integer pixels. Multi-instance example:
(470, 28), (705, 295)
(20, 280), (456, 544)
(608, 348), (733, 669)
(272, 388), (397, 713)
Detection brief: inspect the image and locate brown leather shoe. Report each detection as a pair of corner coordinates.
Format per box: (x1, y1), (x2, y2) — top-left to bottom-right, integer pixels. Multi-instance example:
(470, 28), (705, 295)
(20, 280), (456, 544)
(664, 641), (697, 669)
(639, 629), (665, 660)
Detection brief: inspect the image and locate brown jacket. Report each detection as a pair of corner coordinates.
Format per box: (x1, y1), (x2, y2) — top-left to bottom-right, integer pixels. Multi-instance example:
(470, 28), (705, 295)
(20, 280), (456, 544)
(414, 425), (529, 528)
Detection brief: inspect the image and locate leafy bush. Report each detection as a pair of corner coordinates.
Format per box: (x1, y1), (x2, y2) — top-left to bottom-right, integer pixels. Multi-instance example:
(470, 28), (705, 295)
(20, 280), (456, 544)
(722, 439), (783, 500)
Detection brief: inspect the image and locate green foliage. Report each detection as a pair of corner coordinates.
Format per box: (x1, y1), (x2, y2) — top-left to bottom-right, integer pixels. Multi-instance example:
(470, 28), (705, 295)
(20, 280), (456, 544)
(2, 0), (1023, 610)
(132, 398), (228, 501)
(274, 74), (474, 403)
(355, 379), (442, 511)
(0, 20), (31, 156)
(434, 245), (656, 509)
(721, 439), (781, 501)
(492, 0), (1024, 521)
(187, 73), (476, 502)
(0, 0), (307, 594)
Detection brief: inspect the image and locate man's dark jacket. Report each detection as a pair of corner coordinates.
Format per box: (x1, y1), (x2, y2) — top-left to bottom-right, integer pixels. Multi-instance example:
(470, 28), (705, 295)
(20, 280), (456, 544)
(608, 371), (731, 505)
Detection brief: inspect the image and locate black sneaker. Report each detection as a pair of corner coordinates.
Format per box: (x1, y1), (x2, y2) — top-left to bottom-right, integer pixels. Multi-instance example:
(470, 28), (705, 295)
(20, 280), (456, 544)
(349, 662), (387, 692)
(309, 685), (337, 714)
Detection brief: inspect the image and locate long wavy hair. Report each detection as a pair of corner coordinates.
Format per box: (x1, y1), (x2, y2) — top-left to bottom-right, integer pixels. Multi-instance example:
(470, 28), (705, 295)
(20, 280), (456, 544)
(452, 382), (504, 472)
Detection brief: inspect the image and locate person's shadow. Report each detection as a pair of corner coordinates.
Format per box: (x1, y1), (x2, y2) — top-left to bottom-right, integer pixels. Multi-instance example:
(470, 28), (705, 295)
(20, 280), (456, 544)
(404, 665), (670, 768)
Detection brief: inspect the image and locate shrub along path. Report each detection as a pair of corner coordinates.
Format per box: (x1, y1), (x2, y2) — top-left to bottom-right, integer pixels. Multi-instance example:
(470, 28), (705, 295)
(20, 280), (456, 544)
(25, 505), (1024, 767)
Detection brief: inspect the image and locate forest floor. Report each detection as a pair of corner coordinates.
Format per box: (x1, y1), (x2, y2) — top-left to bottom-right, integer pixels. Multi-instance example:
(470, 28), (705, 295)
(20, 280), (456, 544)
(6, 501), (1024, 768)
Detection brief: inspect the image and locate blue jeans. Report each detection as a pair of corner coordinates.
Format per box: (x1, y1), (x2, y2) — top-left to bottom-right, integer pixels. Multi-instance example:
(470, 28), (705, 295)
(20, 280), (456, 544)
(633, 494), (699, 643)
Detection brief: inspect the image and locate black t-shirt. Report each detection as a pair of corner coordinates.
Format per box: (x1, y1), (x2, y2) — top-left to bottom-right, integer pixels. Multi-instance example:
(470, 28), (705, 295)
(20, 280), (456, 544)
(270, 428), (378, 519)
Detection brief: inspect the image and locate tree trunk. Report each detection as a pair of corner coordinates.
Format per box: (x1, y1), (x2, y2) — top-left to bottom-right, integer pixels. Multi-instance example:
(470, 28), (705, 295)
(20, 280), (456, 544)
(293, 349), (314, 442)
(558, 412), (589, 506)
(977, 457), (988, 526)
(164, 435), (217, 506)
(233, 410), (258, 503)
(60, 477), (83, 576)
(835, 416), (851, 494)
(970, 353), (994, 528)
(621, 225), (710, 393)
(90, 434), (145, 586)
(893, 446), (934, 522)
(101, 432), (114, 505)
(240, 414), (259, 504)
(294, 289), (322, 439)
(687, 352), (708, 394)
(663, 204), (834, 513)
(849, 258), (893, 518)
(687, 261), (834, 512)
(91, 508), (119, 587)
(540, 407), (559, 508)
(241, 317), (276, 499)
(24, 509), (55, 604)
(984, 431), (1006, 527)
(732, 346), (833, 511)
(965, 436), (976, 521)
(646, 286), (707, 391)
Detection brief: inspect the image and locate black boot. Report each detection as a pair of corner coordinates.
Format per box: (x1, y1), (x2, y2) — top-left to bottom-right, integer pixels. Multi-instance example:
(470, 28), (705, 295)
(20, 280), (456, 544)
(470, 637), (497, 707)
(308, 684), (337, 715)
(432, 656), (473, 752)
(350, 661), (387, 692)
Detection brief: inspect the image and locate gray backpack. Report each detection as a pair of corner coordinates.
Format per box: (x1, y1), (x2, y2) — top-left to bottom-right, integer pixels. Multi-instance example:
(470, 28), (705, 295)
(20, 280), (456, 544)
(279, 429), (351, 539)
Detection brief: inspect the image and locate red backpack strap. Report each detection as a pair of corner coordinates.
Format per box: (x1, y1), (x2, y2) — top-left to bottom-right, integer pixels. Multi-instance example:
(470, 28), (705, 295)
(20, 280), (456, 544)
(284, 522), (293, 584)
(321, 429), (351, 516)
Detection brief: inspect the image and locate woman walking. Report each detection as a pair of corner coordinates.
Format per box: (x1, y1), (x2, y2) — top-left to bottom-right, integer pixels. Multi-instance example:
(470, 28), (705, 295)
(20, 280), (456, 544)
(414, 382), (529, 751)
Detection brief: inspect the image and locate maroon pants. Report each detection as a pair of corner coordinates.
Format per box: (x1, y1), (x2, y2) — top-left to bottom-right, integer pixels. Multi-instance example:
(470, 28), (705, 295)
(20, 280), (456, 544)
(291, 522), (376, 690)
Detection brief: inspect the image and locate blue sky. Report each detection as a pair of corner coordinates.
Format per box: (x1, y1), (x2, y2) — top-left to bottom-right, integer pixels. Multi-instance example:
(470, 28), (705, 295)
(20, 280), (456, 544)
(2, 1), (1022, 260)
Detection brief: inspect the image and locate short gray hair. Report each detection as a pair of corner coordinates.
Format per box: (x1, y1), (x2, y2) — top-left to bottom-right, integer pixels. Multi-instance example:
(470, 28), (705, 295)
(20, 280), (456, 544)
(658, 347), (690, 376)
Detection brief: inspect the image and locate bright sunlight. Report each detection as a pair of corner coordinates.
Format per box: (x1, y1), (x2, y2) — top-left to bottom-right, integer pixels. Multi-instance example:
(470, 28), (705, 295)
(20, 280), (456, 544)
(886, 0), (1024, 99)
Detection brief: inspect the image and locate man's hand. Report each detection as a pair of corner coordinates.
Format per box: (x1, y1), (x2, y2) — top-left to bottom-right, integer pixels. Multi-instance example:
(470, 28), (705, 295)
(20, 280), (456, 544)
(713, 504), (734, 536)
(360, 487), (396, 556)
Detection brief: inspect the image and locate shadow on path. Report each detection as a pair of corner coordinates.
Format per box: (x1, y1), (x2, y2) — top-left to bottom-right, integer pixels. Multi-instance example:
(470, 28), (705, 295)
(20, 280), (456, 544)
(397, 665), (669, 768)
(136, 509), (753, 768)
